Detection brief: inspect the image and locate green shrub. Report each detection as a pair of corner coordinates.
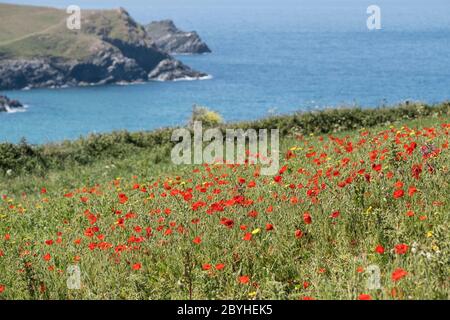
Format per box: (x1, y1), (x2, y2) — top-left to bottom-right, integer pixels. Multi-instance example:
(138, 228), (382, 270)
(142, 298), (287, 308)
(0, 139), (48, 176)
(0, 101), (448, 176)
(190, 105), (223, 127)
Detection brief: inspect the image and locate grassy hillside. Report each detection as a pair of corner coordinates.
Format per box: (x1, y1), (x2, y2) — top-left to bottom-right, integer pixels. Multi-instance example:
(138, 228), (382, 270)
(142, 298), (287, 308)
(0, 106), (448, 299)
(0, 3), (149, 60)
(0, 3), (65, 43)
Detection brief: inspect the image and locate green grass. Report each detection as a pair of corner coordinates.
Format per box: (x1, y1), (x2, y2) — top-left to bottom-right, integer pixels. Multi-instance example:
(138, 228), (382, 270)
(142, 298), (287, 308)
(0, 108), (448, 300)
(0, 3), (65, 43)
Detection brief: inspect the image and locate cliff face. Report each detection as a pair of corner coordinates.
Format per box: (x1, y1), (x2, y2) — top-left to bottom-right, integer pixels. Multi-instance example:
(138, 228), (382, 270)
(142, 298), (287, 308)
(0, 5), (207, 90)
(146, 20), (211, 54)
(0, 52), (149, 89)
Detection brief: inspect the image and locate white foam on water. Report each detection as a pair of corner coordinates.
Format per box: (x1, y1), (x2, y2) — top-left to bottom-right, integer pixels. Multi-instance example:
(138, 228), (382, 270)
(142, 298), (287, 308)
(3, 104), (27, 114)
(172, 74), (213, 82)
(172, 52), (211, 56)
(116, 80), (146, 86)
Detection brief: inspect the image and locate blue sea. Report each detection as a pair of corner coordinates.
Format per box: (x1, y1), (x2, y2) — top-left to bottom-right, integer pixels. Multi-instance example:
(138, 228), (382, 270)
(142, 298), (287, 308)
(1, 0), (449, 144)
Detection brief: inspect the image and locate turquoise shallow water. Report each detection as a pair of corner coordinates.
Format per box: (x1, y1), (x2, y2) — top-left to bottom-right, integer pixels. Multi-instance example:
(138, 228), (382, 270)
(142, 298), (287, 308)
(1, 0), (449, 143)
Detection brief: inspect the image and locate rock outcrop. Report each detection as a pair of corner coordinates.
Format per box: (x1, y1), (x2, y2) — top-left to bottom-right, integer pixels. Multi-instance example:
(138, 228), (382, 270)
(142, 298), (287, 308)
(149, 59), (208, 81)
(0, 95), (23, 112)
(146, 20), (211, 54)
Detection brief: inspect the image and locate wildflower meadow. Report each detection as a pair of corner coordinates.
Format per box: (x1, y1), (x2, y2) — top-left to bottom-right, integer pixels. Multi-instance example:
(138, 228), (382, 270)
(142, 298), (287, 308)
(0, 109), (448, 300)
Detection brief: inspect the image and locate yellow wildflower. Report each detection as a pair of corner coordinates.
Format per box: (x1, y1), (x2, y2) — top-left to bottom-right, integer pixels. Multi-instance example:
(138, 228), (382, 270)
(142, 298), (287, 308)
(252, 228), (261, 235)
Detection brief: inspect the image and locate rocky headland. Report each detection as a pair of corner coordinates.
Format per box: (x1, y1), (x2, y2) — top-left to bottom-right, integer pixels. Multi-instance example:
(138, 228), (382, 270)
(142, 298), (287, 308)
(0, 4), (209, 90)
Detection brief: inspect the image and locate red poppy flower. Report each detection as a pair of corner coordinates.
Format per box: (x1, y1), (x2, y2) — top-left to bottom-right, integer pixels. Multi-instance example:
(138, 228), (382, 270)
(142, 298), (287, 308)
(411, 164), (422, 179)
(192, 201), (207, 211)
(393, 189), (404, 199)
(372, 164), (382, 172)
(318, 268), (327, 274)
(391, 268), (408, 282)
(286, 150), (295, 159)
(391, 288), (398, 298)
(43, 253), (51, 261)
(394, 244), (409, 255)
(248, 210), (258, 218)
(243, 233), (252, 241)
(0, 285), (5, 294)
(132, 263), (142, 271)
(358, 294), (372, 300)
(394, 181), (404, 189)
(295, 229), (304, 239)
(404, 142), (417, 155)
(406, 210), (415, 217)
(408, 186), (418, 196)
(80, 197), (89, 203)
(266, 223), (274, 231)
(193, 236), (202, 245)
(239, 275), (250, 284)
(303, 212), (312, 225)
(279, 165), (288, 175)
(215, 263), (225, 271)
(330, 211), (340, 218)
(202, 264), (211, 271)
(118, 193), (128, 204)
(222, 218), (234, 228)
(375, 245), (385, 254)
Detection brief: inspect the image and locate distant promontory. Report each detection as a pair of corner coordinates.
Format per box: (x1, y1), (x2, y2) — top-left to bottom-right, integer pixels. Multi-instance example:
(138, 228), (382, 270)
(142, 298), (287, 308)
(146, 20), (211, 55)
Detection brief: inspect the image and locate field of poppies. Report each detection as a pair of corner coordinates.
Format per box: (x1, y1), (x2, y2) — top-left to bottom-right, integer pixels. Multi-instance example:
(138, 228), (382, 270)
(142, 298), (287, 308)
(0, 114), (449, 300)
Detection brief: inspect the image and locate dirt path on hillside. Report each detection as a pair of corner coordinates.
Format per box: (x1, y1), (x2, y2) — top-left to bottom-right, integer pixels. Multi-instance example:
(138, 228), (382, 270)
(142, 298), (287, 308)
(0, 19), (66, 47)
